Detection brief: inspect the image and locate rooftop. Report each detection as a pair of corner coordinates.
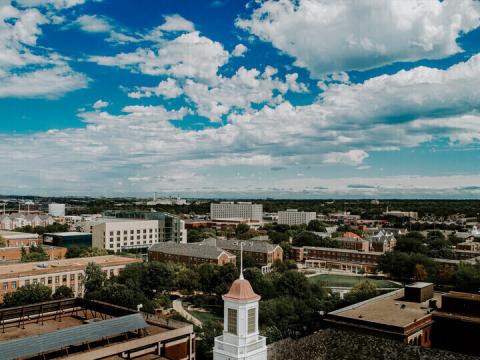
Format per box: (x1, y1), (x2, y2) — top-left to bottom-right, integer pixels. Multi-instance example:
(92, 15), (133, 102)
(43, 232), (91, 236)
(328, 289), (441, 328)
(224, 278), (260, 301)
(149, 241), (234, 260)
(210, 238), (279, 254)
(0, 255), (140, 279)
(0, 230), (39, 239)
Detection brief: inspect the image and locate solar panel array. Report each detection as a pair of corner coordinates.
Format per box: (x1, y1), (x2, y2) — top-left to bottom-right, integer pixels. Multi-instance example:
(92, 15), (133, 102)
(0, 313), (148, 360)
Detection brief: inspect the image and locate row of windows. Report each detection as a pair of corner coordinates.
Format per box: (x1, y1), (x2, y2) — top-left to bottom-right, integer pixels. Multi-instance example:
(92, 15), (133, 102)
(109, 235), (156, 241)
(3, 273), (84, 290)
(109, 228), (157, 236)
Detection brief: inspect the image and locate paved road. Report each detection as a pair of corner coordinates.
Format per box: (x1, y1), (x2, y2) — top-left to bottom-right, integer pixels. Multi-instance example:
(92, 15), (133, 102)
(172, 299), (203, 328)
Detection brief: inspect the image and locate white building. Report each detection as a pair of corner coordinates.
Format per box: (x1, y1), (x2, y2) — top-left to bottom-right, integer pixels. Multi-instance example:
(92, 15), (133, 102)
(213, 274), (267, 360)
(211, 202), (263, 222)
(48, 203), (66, 217)
(278, 209), (316, 226)
(91, 219), (160, 252)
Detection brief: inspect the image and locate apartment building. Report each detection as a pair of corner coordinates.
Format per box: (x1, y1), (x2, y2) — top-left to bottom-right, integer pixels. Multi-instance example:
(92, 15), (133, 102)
(0, 255), (140, 302)
(0, 213), (54, 230)
(277, 209), (316, 226)
(92, 219), (160, 252)
(210, 202), (263, 222)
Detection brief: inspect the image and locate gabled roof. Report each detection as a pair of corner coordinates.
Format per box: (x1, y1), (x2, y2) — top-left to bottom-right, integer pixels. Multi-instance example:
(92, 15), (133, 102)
(212, 238), (279, 254)
(149, 241), (234, 260)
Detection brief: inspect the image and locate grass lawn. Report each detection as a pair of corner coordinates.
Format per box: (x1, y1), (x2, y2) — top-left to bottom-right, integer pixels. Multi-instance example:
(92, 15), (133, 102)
(308, 274), (400, 288)
(190, 310), (222, 324)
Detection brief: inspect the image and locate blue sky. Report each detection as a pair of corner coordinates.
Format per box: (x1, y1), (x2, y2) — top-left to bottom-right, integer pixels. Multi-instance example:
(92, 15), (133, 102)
(1, 0), (480, 198)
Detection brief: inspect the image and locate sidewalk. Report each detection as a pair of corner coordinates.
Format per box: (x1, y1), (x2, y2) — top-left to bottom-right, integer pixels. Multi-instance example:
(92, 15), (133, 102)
(172, 298), (203, 328)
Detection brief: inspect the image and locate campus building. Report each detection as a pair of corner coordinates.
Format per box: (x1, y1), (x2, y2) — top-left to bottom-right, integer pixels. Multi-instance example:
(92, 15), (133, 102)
(0, 246), (67, 263)
(326, 283), (437, 347)
(103, 210), (187, 243)
(149, 242), (236, 266)
(43, 232), (93, 248)
(0, 255), (140, 302)
(0, 297), (195, 360)
(0, 230), (41, 247)
(203, 238), (283, 272)
(91, 218), (160, 252)
(292, 246), (382, 273)
(277, 209), (316, 226)
(210, 202), (263, 222)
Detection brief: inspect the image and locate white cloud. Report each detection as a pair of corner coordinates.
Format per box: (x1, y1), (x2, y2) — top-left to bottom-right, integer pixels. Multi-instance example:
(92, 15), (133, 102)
(128, 78), (182, 99)
(15, 0), (93, 9)
(236, 0), (480, 77)
(90, 31), (229, 83)
(323, 150), (369, 165)
(74, 14), (111, 33)
(158, 14), (194, 32)
(93, 99), (109, 109)
(0, 2), (88, 98)
(232, 43), (247, 57)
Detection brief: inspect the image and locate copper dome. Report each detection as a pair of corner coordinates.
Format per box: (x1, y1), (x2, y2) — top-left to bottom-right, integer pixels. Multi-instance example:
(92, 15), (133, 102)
(223, 278), (260, 301)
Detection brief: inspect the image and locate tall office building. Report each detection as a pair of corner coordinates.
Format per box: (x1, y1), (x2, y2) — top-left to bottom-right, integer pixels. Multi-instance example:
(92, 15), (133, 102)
(278, 209), (316, 226)
(210, 202), (263, 222)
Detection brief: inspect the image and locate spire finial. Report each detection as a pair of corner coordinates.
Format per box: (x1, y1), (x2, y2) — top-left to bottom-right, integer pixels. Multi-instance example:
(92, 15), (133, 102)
(239, 241), (244, 280)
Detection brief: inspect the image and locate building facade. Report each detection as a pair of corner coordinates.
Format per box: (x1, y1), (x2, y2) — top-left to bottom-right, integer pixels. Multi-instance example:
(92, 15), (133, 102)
(277, 209), (316, 226)
(0, 230), (41, 247)
(43, 232), (92, 248)
(0, 213), (54, 230)
(0, 255), (140, 302)
(103, 210), (187, 243)
(210, 202), (263, 222)
(0, 246), (67, 262)
(149, 242), (236, 266)
(92, 219), (160, 252)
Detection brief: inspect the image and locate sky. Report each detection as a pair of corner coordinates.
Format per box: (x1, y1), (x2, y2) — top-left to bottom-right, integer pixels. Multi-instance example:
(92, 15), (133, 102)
(1, 0), (480, 199)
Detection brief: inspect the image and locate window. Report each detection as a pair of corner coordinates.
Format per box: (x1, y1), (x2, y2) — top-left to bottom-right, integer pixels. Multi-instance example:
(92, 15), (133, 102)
(12, 281), (17, 289)
(227, 308), (237, 335)
(117, 231), (120, 235)
(25, 280), (30, 286)
(248, 308), (256, 333)
(40, 278), (45, 284)
(48, 277), (52, 284)
(70, 274), (75, 281)
(3, 282), (8, 290)
(55, 276), (60, 284)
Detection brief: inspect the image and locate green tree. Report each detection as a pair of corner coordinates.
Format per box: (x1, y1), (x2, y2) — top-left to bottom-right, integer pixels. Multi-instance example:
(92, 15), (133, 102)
(3, 283), (52, 307)
(235, 224), (250, 236)
(306, 220), (327, 232)
(53, 285), (74, 299)
(83, 262), (107, 297)
(177, 268), (200, 293)
(344, 280), (377, 304)
(242, 254), (257, 269)
(195, 320), (223, 360)
(0, 235), (6, 247)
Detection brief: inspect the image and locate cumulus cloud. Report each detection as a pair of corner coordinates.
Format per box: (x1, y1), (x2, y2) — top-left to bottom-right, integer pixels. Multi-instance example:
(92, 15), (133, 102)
(90, 31), (229, 83)
(0, 2), (88, 98)
(128, 78), (182, 99)
(232, 43), (247, 57)
(236, 0), (480, 77)
(73, 14), (111, 33)
(323, 150), (369, 165)
(158, 14), (194, 32)
(93, 99), (109, 109)
(15, 0), (94, 9)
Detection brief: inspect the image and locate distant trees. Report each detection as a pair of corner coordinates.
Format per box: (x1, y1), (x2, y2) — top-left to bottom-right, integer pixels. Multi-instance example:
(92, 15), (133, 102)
(292, 231), (339, 248)
(306, 220), (327, 232)
(83, 262), (107, 296)
(0, 235), (6, 248)
(53, 285), (74, 300)
(378, 251), (437, 282)
(66, 246), (109, 258)
(344, 280), (378, 304)
(15, 223), (69, 235)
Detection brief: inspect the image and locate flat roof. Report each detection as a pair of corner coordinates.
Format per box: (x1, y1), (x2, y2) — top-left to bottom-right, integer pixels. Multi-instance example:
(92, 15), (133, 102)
(0, 255), (140, 279)
(405, 282), (433, 289)
(43, 232), (91, 236)
(0, 230), (38, 238)
(328, 289), (441, 328)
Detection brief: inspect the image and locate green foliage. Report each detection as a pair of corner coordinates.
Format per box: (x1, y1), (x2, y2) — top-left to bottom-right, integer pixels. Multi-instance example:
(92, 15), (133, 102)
(267, 231), (289, 244)
(15, 222), (69, 235)
(242, 254), (257, 269)
(306, 220), (327, 232)
(66, 246), (109, 258)
(195, 320), (223, 360)
(3, 283), (52, 307)
(235, 223), (250, 236)
(89, 283), (153, 312)
(187, 228), (215, 243)
(453, 263), (480, 293)
(344, 280), (377, 304)
(53, 285), (74, 300)
(21, 245), (49, 262)
(177, 268), (200, 293)
(83, 262), (107, 297)
(0, 235), (6, 247)
(292, 231), (339, 248)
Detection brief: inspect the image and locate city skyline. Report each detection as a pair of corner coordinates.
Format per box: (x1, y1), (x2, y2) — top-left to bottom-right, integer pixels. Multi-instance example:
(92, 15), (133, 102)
(1, 0), (480, 198)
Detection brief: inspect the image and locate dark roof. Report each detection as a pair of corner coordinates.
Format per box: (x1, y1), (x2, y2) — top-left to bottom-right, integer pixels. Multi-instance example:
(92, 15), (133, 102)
(149, 242), (233, 260)
(0, 313), (147, 360)
(335, 237), (367, 243)
(213, 238), (279, 254)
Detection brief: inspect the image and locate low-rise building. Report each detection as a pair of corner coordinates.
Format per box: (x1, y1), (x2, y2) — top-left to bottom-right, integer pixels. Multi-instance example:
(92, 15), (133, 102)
(43, 231), (92, 248)
(149, 242), (236, 266)
(204, 238), (283, 270)
(368, 230), (397, 252)
(456, 241), (480, 252)
(326, 283), (437, 347)
(0, 255), (140, 302)
(0, 230), (40, 247)
(0, 213), (54, 230)
(278, 209), (316, 226)
(293, 246), (382, 273)
(334, 236), (370, 252)
(0, 246), (67, 262)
